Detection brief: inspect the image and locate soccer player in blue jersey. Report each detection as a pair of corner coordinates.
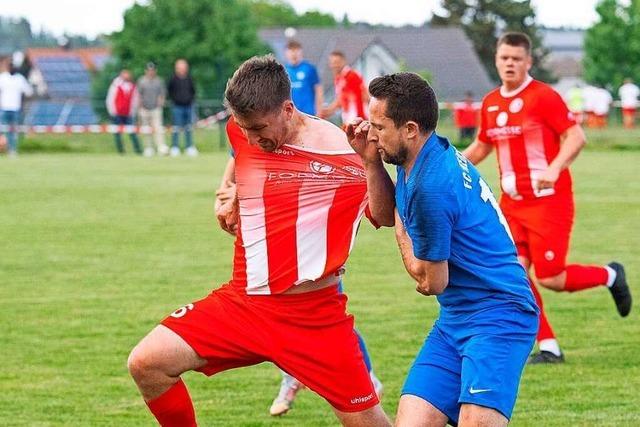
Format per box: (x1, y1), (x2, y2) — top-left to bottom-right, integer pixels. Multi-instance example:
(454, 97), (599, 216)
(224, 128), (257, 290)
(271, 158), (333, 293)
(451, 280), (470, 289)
(347, 72), (539, 426)
(284, 40), (323, 116)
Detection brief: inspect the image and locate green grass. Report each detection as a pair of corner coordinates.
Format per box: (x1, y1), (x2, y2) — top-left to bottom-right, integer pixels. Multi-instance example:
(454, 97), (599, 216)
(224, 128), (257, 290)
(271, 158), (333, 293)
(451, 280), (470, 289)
(0, 147), (639, 426)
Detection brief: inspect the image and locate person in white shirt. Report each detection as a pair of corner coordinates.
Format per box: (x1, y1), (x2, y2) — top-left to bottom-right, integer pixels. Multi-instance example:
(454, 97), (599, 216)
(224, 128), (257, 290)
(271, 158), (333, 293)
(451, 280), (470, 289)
(592, 87), (612, 128)
(0, 58), (33, 156)
(618, 78), (640, 129)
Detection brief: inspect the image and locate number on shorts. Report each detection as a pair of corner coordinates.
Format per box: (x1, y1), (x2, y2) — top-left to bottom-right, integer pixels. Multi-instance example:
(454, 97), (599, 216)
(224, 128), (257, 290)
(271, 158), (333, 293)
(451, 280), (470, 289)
(170, 303), (194, 318)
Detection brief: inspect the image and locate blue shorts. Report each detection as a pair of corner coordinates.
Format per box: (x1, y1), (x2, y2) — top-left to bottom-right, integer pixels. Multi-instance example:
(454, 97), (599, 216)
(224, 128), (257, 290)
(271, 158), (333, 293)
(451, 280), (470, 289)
(402, 304), (537, 425)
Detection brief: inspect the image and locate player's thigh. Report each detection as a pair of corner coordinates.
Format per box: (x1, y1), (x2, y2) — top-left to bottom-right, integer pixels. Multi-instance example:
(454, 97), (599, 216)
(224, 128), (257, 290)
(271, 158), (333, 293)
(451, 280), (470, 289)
(334, 404), (391, 427)
(158, 286), (269, 376)
(401, 325), (462, 425)
(458, 404), (508, 427)
(528, 198), (574, 279)
(128, 324), (207, 377)
(395, 395), (448, 427)
(458, 310), (537, 422)
(275, 309), (378, 413)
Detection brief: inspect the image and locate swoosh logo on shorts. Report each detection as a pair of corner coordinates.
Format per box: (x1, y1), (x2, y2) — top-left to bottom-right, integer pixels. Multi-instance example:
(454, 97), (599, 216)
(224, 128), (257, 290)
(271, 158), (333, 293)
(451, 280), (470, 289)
(469, 387), (492, 394)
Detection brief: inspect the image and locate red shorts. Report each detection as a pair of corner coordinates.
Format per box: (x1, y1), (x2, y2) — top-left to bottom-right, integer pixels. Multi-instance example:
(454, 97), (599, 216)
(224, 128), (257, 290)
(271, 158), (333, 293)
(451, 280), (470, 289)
(161, 284), (378, 412)
(500, 193), (574, 279)
(622, 107), (636, 115)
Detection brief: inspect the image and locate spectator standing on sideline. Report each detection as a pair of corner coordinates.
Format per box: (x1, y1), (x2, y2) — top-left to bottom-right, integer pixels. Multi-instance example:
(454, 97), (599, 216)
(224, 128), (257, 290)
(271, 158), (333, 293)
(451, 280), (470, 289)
(137, 62), (169, 156)
(106, 69), (142, 155)
(453, 91), (478, 145)
(284, 40), (323, 116)
(592, 86), (612, 128)
(619, 78), (640, 129)
(167, 59), (197, 157)
(565, 84), (585, 124)
(322, 51), (369, 125)
(0, 57), (33, 157)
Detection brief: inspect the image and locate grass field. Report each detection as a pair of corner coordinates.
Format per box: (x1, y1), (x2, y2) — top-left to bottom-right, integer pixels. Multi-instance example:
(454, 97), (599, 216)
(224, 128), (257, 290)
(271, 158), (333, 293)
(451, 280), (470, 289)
(1, 128), (639, 425)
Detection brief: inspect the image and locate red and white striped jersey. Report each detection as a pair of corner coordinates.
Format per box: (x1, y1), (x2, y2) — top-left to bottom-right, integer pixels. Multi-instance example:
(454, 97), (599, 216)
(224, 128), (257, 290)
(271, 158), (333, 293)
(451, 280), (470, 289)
(226, 117), (373, 295)
(477, 76), (576, 200)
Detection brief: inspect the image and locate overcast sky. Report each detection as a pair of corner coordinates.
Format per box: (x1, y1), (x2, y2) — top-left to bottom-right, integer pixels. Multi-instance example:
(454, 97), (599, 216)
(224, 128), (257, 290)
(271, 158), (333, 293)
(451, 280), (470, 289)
(2, 0), (599, 38)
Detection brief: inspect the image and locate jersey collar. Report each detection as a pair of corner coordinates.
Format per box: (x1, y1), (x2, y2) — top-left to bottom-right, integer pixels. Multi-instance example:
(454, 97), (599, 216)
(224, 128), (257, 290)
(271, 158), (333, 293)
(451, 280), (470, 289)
(500, 74), (533, 98)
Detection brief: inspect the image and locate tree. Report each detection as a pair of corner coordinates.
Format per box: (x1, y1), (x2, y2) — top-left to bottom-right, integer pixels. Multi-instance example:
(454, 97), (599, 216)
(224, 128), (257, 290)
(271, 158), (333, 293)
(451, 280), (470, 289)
(107, 0), (269, 101)
(432, 0), (553, 83)
(583, 0), (640, 90)
(246, 0), (337, 27)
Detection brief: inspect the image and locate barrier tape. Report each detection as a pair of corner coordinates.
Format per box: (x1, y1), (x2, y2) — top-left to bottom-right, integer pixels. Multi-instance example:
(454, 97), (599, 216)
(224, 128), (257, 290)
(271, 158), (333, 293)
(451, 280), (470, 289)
(0, 109), (229, 135)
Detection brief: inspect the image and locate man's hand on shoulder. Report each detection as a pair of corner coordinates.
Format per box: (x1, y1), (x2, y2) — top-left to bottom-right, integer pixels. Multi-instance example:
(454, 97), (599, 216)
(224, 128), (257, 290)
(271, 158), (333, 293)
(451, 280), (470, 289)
(345, 118), (381, 165)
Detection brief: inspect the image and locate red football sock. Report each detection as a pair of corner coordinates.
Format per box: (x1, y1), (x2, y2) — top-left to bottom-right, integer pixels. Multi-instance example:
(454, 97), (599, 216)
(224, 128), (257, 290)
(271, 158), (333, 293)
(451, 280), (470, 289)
(529, 277), (556, 341)
(564, 264), (608, 292)
(146, 379), (197, 427)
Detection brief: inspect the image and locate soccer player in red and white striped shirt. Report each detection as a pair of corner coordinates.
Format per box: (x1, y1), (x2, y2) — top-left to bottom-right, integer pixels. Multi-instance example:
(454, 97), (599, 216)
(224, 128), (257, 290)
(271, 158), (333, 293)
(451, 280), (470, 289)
(127, 55), (394, 426)
(464, 32), (632, 364)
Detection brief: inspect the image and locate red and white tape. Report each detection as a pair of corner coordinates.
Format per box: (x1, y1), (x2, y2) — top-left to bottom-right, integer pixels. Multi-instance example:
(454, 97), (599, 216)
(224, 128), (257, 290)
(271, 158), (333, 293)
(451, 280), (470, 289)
(0, 109), (229, 135)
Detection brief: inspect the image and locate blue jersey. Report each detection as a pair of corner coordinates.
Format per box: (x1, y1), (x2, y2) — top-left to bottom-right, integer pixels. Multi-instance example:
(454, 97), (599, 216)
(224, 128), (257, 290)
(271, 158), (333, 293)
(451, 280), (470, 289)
(395, 132), (537, 317)
(285, 60), (320, 115)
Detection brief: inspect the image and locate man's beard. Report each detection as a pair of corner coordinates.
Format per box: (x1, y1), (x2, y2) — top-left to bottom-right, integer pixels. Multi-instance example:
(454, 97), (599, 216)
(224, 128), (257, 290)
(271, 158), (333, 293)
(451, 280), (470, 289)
(381, 144), (408, 166)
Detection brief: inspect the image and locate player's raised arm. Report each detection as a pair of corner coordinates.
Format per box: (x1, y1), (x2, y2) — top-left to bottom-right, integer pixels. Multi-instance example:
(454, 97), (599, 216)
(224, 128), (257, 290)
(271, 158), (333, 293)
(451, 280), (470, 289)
(346, 118), (395, 227)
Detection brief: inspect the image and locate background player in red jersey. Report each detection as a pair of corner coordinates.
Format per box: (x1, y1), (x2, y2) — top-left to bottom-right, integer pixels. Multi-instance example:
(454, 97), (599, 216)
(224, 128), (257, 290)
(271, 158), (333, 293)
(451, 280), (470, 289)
(463, 32), (632, 364)
(127, 55), (394, 427)
(322, 51), (369, 124)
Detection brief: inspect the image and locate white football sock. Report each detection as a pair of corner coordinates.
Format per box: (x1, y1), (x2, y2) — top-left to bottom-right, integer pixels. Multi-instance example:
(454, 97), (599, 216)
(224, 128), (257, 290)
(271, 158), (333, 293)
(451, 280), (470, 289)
(605, 265), (617, 287)
(539, 338), (562, 356)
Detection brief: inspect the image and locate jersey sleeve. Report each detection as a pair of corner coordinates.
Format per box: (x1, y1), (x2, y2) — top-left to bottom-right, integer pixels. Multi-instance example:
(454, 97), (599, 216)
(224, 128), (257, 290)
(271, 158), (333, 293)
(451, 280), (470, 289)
(407, 188), (459, 262)
(541, 87), (576, 135)
(476, 97), (491, 144)
(226, 116), (246, 155)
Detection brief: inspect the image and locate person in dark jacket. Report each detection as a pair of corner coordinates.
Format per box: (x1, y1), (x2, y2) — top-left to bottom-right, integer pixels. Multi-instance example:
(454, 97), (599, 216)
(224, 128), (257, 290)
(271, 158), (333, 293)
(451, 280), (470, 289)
(167, 59), (197, 156)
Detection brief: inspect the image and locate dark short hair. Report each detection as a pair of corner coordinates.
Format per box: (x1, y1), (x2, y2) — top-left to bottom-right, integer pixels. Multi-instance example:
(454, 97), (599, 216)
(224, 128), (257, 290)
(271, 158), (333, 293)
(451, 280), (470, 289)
(497, 32), (532, 55)
(224, 55), (291, 117)
(286, 40), (302, 50)
(368, 72), (438, 133)
(330, 50), (346, 59)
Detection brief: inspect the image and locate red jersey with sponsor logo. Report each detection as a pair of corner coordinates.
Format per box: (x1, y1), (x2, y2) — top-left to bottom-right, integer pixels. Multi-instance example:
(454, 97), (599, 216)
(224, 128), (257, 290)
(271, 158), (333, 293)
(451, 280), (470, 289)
(226, 117), (372, 295)
(477, 77), (576, 200)
(335, 67), (367, 123)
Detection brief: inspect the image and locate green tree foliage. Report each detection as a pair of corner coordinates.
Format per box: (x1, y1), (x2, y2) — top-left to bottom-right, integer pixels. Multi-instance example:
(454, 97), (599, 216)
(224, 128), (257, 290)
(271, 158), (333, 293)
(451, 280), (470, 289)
(246, 0), (337, 27)
(106, 0), (269, 102)
(432, 0), (553, 83)
(583, 0), (640, 90)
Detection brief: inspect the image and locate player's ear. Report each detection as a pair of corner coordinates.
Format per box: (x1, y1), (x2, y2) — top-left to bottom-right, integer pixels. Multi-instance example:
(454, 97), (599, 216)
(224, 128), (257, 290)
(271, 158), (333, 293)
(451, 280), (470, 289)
(283, 100), (295, 118)
(405, 121), (419, 139)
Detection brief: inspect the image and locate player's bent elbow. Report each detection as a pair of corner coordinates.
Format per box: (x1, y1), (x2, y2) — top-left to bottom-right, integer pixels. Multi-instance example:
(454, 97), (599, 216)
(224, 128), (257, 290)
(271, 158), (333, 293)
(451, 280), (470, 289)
(416, 279), (446, 296)
(376, 214), (395, 227)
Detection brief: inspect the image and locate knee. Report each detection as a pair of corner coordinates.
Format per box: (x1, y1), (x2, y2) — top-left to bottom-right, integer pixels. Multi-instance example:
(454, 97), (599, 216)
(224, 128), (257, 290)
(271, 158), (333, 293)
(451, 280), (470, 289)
(127, 344), (157, 382)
